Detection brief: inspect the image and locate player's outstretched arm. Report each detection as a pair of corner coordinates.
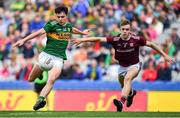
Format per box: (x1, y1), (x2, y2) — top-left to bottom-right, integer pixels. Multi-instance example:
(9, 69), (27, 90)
(72, 37), (106, 46)
(72, 27), (90, 35)
(13, 28), (46, 48)
(146, 41), (175, 63)
(141, 29), (151, 41)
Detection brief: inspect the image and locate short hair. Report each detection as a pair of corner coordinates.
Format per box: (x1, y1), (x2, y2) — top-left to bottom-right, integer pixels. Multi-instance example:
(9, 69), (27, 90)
(55, 5), (68, 15)
(120, 19), (131, 26)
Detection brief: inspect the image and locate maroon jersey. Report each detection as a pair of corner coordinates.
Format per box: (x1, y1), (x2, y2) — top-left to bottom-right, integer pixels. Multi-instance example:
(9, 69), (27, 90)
(106, 35), (146, 67)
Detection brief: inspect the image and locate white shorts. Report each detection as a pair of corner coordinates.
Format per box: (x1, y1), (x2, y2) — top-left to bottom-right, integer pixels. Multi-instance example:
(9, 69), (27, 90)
(36, 52), (64, 71)
(118, 62), (142, 78)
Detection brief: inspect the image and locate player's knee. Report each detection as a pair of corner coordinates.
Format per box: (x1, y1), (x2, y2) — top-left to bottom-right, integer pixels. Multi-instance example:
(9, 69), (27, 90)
(28, 75), (35, 82)
(124, 77), (132, 82)
(48, 79), (55, 85)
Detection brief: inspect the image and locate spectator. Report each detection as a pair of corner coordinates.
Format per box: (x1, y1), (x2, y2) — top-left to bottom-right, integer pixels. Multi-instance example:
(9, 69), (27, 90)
(71, 63), (84, 80)
(73, 46), (88, 63)
(157, 61), (172, 81)
(84, 59), (102, 81)
(0, 17), (8, 36)
(145, 7), (154, 25)
(29, 14), (45, 33)
(170, 27), (180, 53)
(22, 42), (35, 59)
(163, 38), (176, 57)
(142, 60), (157, 81)
(152, 17), (163, 35)
(171, 51), (180, 81)
(104, 8), (117, 32)
(10, 0), (25, 11)
(72, 0), (89, 17)
(145, 25), (158, 41)
(124, 4), (134, 21)
(159, 10), (170, 29)
(0, 61), (10, 81)
(20, 3), (36, 22)
(0, 0), (178, 82)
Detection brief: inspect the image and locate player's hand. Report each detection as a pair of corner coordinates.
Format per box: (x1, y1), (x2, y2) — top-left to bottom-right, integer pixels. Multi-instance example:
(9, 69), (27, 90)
(82, 29), (91, 35)
(12, 40), (25, 48)
(163, 55), (176, 64)
(71, 39), (82, 46)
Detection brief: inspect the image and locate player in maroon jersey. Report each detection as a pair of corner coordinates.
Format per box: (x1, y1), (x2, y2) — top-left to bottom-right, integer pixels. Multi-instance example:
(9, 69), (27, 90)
(72, 19), (175, 112)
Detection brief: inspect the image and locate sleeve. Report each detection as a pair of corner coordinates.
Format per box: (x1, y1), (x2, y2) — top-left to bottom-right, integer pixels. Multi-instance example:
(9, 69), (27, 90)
(43, 20), (55, 33)
(138, 36), (146, 46)
(106, 36), (114, 43)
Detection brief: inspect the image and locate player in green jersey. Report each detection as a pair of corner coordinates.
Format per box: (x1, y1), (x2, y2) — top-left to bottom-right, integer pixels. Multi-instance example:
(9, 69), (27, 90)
(13, 5), (90, 111)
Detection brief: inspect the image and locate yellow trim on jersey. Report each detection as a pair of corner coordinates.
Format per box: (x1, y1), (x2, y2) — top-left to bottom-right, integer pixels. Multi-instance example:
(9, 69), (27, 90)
(47, 32), (71, 40)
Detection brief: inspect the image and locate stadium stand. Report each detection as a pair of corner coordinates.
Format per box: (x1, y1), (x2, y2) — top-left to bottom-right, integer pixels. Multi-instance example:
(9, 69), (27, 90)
(0, 0), (179, 86)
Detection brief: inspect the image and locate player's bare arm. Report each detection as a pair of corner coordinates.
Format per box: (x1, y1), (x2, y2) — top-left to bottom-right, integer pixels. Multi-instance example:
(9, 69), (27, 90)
(145, 41), (175, 63)
(141, 30), (151, 41)
(72, 37), (106, 46)
(141, 30), (175, 63)
(72, 27), (90, 35)
(13, 28), (46, 48)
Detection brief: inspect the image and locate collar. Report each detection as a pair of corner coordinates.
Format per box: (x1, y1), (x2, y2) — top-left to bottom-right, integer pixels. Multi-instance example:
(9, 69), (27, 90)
(120, 34), (131, 41)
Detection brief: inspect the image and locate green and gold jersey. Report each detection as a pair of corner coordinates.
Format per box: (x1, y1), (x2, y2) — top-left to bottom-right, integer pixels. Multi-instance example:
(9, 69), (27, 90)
(43, 20), (72, 60)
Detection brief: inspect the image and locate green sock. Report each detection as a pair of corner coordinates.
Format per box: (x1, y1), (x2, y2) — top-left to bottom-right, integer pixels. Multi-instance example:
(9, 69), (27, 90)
(38, 96), (45, 100)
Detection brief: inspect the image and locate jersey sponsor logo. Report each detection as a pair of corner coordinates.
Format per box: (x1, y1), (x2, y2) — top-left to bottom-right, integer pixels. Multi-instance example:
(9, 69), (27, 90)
(117, 44), (121, 46)
(56, 29), (62, 32)
(47, 32), (71, 40)
(58, 33), (71, 39)
(116, 48), (135, 52)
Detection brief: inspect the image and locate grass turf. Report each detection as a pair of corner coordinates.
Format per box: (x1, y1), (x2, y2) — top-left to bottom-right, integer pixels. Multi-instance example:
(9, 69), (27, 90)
(0, 111), (180, 117)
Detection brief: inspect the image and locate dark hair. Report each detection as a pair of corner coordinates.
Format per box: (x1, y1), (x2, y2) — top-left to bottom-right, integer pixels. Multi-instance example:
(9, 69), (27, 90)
(55, 5), (68, 15)
(120, 19), (131, 26)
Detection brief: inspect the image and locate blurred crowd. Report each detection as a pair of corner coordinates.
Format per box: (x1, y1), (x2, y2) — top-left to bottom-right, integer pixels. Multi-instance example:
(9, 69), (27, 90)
(0, 0), (179, 82)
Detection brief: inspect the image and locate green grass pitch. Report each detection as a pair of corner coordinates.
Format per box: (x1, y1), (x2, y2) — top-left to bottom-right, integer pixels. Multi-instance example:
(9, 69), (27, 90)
(0, 111), (180, 118)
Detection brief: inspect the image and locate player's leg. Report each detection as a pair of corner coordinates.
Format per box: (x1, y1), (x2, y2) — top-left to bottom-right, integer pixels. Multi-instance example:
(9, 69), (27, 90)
(118, 74), (136, 106)
(33, 67), (62, 111)
(28, 52), (49, 82)
(33, 57), (63, 111)
(39, 83), (49, 111)
(126, 63), (142, 107)
(114, 66), (139, 112)
(38, 84), (50, 111)
(42, 67), (61, 97)
(114, 75), (125, 112)
(28, 64), (43, 82)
